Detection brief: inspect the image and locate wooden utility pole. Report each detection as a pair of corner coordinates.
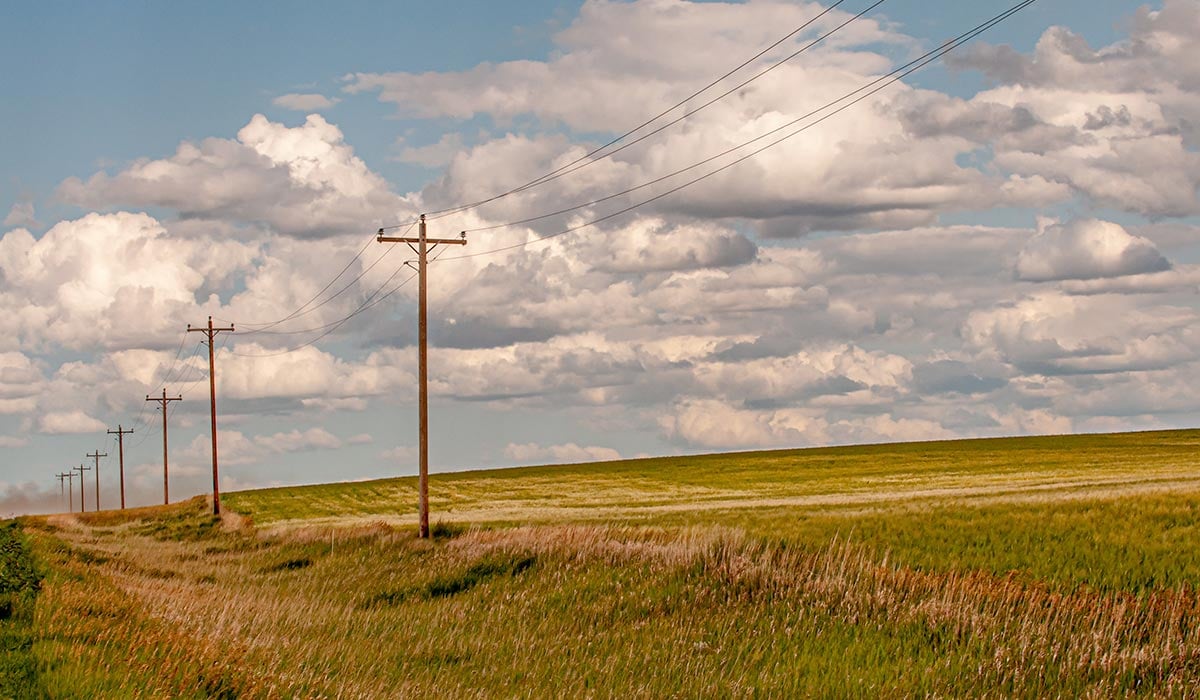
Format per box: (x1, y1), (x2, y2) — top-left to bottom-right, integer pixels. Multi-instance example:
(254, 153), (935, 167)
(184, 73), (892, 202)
(146, 388), (182, 505)
(56, 473), (68, 513)
(63, 471), (74, 513)
(107, 425), (134, 509)
(75, 463), (90, 513)
(187, 316), (234, 516)
(86, 450), (107, 512)
(377, 214), (467, 538)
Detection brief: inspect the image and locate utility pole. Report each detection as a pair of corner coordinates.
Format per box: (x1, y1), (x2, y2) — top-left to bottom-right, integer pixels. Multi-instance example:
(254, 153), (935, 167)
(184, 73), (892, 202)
(146, 388), (182, 505)
(75, 463), (90, 513)
(187, 316), (234, 516)
(64, 471), (74, 513)
(107, 425), (134, 509)
(56, 473), (68, 513)
(86, 450), (107, 512)
(377, 214), (467, 538)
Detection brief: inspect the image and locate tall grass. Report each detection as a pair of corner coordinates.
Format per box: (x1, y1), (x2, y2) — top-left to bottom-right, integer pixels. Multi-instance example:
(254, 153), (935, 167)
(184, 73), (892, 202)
(13, 429), (1200, 696)
(17, 504), (1200, 696)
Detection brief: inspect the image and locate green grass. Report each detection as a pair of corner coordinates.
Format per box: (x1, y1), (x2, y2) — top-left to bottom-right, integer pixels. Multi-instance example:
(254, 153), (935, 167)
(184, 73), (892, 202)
(11, 429), (1200, 696)
(228, 429), (1200, 591)
(0, 520), (44, 699)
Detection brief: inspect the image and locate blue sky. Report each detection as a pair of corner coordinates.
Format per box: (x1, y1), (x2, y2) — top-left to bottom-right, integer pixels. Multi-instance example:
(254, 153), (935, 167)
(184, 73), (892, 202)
(2, 0), (1197, 515)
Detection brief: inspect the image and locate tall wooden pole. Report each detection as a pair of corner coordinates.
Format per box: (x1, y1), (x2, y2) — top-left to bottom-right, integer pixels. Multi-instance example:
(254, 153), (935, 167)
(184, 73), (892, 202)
(376, 215), (466, 538)
(107, 425), (133, 509)
(417, 218), (429, 538)
(147, 388), (182, 505)
(86, 450), (107, 512)
(188, 316), (233, 515)
(56, 473), (67, 513)
(75, 464), (90, 513)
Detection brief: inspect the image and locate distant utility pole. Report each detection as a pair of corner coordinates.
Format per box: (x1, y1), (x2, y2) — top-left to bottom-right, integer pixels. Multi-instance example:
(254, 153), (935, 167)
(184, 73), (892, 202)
(86, 450), (107, 512)
(56, 473), (68, 513)
(146, 388), (182, 505)
(75, 463), (90, 513)
(377, 214), (467, 538)
(187, 316), (234, 516)
(63, 471), (74, 513)
(107, 425), (134, 509)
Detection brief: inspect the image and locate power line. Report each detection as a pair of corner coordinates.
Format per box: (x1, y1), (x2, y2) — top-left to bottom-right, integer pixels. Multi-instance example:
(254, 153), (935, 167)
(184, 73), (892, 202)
(380, 0), (862, 229)
(225, 219), (418, 332)
(204, 0), (1035, 358)
(433, 0), (1039, 264)
(226, 268), (419, 358)
(437, 0), (888, 215)
(235, 244), (401, 336)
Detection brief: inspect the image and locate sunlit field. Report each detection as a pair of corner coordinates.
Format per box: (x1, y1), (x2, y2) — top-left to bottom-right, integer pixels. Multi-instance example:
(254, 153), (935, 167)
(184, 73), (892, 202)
(6, 430), (1200, 696)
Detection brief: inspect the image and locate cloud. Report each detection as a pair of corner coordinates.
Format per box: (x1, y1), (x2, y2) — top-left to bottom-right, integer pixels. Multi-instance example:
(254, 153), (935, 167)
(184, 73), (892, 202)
(1015, 218), (1171, 282)
(58, 114), (416, 238)
(380, 446), (417, 462)
(346, 1), (1033, 233)
(0, 212), (257, 352)
(3, 201), (36, 228)
(396, 133), (464, 168)
(0, 352), (44, 414)
(253, 427), (343, 453)
(504, 442), (620, 464)
(942, 2), (1200, 217)
(38, 410), (106, 434)
(272, 93), (340, 111)
(658, 399), (958, 450)
(964, 292), (1199, 374)
(346, 1), (903, 129)
(180, 427), (346, 468)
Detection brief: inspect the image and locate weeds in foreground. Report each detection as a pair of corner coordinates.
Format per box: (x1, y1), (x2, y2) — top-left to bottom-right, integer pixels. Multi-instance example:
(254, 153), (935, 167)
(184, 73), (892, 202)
(0, 520), (44, 698)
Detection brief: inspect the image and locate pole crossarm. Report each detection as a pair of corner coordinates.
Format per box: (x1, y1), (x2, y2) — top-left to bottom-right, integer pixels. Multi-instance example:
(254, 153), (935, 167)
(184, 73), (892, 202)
(376, 214), (467, 539)
(107, 425), (134, 509)
(147, 388), (182, 504)
(376, 236), (468, 246)
(188, 315), (234, 515)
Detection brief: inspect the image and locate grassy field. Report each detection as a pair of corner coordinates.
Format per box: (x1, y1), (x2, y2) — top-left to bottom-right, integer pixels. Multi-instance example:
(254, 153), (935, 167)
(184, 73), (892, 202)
(6, 429), (1200, 696)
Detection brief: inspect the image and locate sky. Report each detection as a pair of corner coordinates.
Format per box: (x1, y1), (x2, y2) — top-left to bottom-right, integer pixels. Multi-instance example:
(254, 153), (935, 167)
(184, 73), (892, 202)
(1, 0), (1197, 516)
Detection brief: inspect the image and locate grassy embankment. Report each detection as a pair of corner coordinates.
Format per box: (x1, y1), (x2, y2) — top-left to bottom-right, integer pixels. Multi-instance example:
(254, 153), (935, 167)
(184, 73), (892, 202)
(9, 429), (1200, 696)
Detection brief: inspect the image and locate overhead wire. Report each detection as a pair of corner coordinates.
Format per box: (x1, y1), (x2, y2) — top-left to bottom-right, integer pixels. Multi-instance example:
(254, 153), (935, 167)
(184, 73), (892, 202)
(99, 0), (1039, 454)
(208, 0), (1037, 355)
(433, 0), (1039, 263)
(227, 266), (420, 358)
(225, 219), (418, 333)
(433, 0), (888, 216)
(177, 0), (876, 348)
(379, 0), (858, 229)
